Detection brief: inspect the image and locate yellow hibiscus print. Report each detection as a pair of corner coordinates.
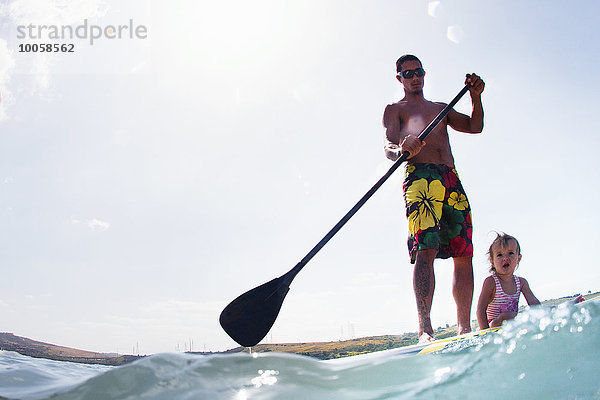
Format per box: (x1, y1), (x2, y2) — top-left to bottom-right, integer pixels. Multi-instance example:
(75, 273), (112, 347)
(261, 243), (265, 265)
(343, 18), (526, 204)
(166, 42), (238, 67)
(448, 191), (469, 210)
(406, 178), (444, 234)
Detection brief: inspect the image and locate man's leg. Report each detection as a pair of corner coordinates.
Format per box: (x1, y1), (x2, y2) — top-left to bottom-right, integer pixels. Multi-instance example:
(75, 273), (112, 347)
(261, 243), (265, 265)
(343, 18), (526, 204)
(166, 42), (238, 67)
(453, 256), (474, 334)
(413, 248), (437, 338)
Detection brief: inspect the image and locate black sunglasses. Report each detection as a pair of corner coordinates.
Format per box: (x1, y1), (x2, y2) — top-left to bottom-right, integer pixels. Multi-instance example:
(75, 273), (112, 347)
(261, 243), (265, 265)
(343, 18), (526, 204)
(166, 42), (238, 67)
(397, 67), (425, 79)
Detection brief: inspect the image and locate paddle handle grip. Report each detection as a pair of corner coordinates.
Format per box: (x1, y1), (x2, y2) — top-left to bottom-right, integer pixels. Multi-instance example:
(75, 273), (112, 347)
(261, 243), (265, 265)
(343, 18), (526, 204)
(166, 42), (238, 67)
(284, 83), (471, 283)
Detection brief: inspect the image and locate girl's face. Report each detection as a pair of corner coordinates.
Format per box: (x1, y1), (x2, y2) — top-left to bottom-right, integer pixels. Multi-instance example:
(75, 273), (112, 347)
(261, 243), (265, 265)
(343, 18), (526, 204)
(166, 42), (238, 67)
(491, 239), (522, 276)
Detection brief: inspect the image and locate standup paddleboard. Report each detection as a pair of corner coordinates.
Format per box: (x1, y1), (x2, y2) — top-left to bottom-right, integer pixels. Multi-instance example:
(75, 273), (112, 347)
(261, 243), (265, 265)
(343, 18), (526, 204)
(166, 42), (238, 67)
(326, 294), (599, 365)
(324, 327), (500, 364)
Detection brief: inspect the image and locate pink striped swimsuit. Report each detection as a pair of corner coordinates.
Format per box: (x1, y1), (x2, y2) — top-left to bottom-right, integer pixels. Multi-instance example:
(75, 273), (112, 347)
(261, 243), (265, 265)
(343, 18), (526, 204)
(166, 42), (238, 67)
(486, 274), (521, 323)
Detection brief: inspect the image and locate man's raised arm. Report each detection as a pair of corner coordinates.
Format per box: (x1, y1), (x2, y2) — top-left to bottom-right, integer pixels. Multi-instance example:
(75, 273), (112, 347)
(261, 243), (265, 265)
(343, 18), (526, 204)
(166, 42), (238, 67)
(448, 73), (485, 134)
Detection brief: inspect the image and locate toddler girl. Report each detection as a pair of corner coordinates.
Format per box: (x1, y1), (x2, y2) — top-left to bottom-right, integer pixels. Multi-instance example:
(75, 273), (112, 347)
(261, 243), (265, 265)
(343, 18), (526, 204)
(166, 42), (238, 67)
(476, 233), (540, 329)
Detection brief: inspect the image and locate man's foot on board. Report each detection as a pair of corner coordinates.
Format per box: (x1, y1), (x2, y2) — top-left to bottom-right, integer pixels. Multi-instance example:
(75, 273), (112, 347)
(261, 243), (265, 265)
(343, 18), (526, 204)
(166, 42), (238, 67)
(458, 327), (472, 335)
(418, 332), (436, 344)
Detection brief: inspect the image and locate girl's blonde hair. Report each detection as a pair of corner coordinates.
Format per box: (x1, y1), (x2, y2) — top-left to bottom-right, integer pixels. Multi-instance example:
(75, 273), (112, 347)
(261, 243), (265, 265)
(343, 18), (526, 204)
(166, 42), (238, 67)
(487, 232), (521, 273)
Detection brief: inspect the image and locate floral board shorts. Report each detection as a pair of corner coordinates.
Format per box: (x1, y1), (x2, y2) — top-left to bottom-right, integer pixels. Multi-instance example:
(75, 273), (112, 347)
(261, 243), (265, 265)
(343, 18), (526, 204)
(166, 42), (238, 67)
(403, 163), (473, 264)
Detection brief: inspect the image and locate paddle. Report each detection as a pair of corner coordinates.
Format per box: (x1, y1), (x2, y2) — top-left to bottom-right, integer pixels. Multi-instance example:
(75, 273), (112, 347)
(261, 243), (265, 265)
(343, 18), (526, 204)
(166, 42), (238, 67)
(220, 83), (472, 348)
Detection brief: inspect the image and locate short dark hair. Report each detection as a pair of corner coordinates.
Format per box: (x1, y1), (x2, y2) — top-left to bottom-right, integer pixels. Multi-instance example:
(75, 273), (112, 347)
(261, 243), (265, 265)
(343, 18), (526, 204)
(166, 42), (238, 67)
(396, 55), (422, 73)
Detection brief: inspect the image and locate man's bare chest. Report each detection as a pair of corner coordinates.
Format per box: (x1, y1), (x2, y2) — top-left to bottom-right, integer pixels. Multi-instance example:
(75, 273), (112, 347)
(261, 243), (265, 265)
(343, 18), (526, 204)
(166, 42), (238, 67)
(396, 104), (445, 126)
(396, 108), (447, 137)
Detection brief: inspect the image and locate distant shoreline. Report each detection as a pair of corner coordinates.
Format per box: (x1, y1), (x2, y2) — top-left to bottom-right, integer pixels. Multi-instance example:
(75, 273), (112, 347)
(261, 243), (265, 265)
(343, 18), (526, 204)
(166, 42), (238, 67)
(2, 292), (595, 365)
(0, 332), (144, 366)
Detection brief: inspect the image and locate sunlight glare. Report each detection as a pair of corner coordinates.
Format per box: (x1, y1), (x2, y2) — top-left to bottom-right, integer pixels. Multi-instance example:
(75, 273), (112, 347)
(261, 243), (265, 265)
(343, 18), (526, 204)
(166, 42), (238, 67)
(153, 1), (303, 75)
(234, 389), (248, 400)
(148, 1), (318, 105)
(447, 25), (464, 44)
(427, 1), (442, 18)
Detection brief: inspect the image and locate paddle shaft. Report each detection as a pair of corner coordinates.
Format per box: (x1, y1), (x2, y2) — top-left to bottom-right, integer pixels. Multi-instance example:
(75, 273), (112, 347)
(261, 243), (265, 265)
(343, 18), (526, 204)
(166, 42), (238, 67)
(282, 83), (471, 284)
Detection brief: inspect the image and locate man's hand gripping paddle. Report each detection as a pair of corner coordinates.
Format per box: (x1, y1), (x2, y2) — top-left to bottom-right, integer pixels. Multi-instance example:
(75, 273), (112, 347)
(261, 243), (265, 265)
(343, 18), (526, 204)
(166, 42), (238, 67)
(219, 83), (471, 348)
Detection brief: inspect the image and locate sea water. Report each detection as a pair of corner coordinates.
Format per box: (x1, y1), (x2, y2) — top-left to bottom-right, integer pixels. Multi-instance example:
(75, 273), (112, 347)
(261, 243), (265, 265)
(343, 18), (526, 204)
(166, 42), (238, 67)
(1, 300), (599, 400)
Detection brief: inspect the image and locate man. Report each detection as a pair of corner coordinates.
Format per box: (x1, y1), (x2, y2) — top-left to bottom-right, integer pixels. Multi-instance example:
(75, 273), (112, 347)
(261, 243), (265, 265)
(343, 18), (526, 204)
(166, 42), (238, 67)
(383, 54), (484, 342)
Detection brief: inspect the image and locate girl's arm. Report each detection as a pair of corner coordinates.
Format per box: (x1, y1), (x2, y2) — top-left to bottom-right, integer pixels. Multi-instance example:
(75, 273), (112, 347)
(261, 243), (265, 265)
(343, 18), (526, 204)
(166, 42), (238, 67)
(521, 277), (541, 306)
(476, 277), (495, 330)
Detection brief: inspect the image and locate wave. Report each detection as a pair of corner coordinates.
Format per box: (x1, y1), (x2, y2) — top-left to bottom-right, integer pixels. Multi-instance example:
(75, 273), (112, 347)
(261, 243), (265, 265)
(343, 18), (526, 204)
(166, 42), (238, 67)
(1, 299), (599, 400)
(0, 351), (111, 400)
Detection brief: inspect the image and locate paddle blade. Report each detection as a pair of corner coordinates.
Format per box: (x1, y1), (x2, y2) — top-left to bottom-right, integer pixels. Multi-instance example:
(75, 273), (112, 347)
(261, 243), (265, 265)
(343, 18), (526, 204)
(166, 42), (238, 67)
(219, 276), (291, 347)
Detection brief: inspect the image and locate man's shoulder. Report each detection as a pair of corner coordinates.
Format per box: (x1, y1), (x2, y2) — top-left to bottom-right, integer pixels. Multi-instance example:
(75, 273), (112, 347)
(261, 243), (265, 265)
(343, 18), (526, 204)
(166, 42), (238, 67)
(385, 100), (407, 110)
(384, 100), (412, 118)
(388, 99), (446, 111)
(428, 100), (448, 109)
(383, 102), (405, 123)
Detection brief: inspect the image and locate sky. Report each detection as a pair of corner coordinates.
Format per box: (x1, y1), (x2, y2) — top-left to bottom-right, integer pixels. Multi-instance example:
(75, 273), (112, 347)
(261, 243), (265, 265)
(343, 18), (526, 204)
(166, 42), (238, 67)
(0, 0), (599, 355)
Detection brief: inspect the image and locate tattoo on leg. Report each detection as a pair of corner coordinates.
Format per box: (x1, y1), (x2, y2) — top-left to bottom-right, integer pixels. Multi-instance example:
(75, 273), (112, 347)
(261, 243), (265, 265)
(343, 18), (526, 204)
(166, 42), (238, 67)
(414, 257), (433, 333)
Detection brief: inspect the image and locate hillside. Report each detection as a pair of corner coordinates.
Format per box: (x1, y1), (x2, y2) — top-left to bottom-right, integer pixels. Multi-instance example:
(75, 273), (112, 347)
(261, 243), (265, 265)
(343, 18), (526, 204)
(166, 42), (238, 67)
(0, 333), (143, 366)
(216, 327), (456, 360)
(2, 292), (596, 365)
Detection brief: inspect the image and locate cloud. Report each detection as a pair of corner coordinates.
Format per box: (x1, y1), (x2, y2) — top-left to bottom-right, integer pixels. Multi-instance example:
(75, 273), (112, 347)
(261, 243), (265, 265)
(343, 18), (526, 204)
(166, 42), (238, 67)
(2, 0), (107, 26)
(87, 218), (109, 231)
(0, 0), (109, 115)
(71, 217), (110, 231)
(0, 40), (15, 86)
(0, 39), (16, 120)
